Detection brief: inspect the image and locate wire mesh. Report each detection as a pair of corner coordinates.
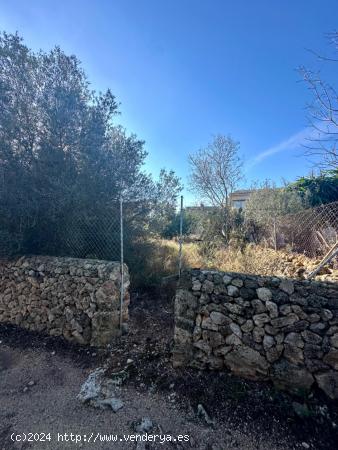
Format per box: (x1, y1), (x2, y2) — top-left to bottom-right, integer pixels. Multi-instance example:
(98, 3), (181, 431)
(0, 199), (122, 262)
(62, 205), (121, 261)
(272, 201), (338, 258)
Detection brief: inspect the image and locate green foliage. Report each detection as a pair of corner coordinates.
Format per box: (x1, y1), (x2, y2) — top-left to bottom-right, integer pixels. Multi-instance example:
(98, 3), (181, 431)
(244, 182), (306, 227)
(0, 32), (182, 268)
(197, 207), (247, 256)
(287, 170), (338, 206)
(149, 169), (183, 235)
(162, 210), (198, 239)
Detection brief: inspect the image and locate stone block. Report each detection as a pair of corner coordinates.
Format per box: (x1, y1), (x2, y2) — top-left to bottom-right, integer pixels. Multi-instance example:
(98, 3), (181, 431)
(271, 314), (298, 329)
(224, 345), (269, 379)
(253, 313), (270, 327)
(256, 287), (272, 302)
(273, 359), (314, 393)
(315, 371), (338, 399)
(91, 312), (121, 346)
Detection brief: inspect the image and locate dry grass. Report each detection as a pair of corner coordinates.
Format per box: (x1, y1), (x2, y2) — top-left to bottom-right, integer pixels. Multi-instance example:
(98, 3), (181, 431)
(134, 238), (285, 279)
(142, 238), (205, 275)
(131, 238), (338, 288)
(211, 245), (287, 275)
(155, 239), (285, 275)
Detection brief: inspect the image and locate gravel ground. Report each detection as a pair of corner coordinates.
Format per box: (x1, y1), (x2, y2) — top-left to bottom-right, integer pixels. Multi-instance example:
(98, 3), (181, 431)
(0, 343), (293, 450)
(0, 288), (337, 450)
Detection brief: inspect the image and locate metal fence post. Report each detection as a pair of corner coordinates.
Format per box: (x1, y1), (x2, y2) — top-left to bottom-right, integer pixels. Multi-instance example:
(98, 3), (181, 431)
(119, 196), (124, 331)
(273, 217), (277, 251)
(178, 195), (183, 278)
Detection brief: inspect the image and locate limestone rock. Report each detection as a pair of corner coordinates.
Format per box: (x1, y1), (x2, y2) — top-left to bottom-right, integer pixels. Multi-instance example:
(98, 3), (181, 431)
(232, 278), (244, 288)
(310, 322), (327, 333)
(315, 371), (338, 400)
(273, 359), (314, 393)
(229, 322), (242, 338)
(253, 313), (270, 327)
(330, 333), (338, 348)
(224, 303), (243, 315)
(201, 317), (219, 331)
(224, 345), (269, 379)
(192, 280), (202, 291)
(284, 332), (304, 348)
(324, 349), (338, 370)
(222, 275), (232, 285)
(256, 287), (272, 302)
(266, 345), (283, 363)
(271, 314), (298, 329)
(253, 326), (265, 343)
(227, 285), (239, 297)
(202, 280), (214, 294)
(301, 330), (322, 345)
(225, 334), (242, 346)
(265, 324), (279, 336)
(202, 330), (225, 347)
(134, 418), (154, 433)
(193, 340), (212, 355)
(275, 333), (285, 345)
(175, 327), (192, 344)
(266, 301), (278, 318)
(284, 344), (304, 365)
(252, 299), (266, 314)
(91, 312), (121, 346)
(320, 309), (333, 321)
(279, 305), (292, 316)
(209, 311), (227, 325)
(241, 319), (254, 333)
(263, 335), (275, 350)
(214, 346), (232, 357)
(208, 356), (224, 369)
(77, 368), (124, 412)
(279, 279), (294, 295)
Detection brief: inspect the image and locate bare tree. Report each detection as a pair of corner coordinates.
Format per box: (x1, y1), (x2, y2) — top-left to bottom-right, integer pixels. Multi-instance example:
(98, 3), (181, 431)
(300, 31), (338, 170)
(188, 135), (243, 207)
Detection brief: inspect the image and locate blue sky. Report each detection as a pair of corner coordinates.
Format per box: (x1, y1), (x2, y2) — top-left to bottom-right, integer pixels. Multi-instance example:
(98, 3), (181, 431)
(1, 1), (338, 204)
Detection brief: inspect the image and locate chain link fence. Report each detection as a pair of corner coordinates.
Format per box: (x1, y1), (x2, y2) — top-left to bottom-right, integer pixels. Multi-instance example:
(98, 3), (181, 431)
(263, 201), (338, 259)
(0, 195), (130, 329)
(0, 202), (123, 262)
(62, 204), (122, 261)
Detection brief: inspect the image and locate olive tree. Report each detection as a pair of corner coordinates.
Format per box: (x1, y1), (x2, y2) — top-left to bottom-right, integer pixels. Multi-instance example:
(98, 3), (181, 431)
(0, 32), (182, 260)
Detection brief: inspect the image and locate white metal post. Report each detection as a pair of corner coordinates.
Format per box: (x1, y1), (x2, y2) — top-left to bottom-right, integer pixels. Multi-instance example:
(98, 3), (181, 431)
(273, 217), (277, 251)
(119, 196), (124, 331)
(178, 195), (183, 277)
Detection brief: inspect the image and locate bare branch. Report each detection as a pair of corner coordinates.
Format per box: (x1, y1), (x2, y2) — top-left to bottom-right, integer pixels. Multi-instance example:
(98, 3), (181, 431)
(299, 32), (338, 170)
(188, 135), (243, 208)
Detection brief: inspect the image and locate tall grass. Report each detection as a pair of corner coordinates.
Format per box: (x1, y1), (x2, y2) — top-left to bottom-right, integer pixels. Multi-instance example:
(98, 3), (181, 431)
(129, 237), (335, 290)
(129, 238), (293, 289)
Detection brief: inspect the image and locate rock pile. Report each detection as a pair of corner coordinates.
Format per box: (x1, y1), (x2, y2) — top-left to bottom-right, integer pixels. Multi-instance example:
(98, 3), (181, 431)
(0, 256), (129, 346)
(277, 251), (338, 282)
(173, 269), (338, 399)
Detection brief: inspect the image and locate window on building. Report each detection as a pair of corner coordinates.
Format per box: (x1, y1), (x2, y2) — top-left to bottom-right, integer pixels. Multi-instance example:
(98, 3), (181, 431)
(232, 200), (246, 209)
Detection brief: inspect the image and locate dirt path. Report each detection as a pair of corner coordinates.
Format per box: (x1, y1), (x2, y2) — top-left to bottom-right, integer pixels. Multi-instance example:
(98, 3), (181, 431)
(0, 290), (337, 450)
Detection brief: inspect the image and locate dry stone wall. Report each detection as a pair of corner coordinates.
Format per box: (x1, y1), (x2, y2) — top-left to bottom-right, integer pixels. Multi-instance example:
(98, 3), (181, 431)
(0, 256), (129, 346)
(173, 269), (338, 399)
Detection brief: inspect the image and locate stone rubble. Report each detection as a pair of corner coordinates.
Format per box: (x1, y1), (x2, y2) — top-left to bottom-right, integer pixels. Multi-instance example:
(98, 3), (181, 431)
(287, 254), (338, 282)
(173, 269), (338, 399)
(133, 417), (154, 434)
(77, 367), (124, 412)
